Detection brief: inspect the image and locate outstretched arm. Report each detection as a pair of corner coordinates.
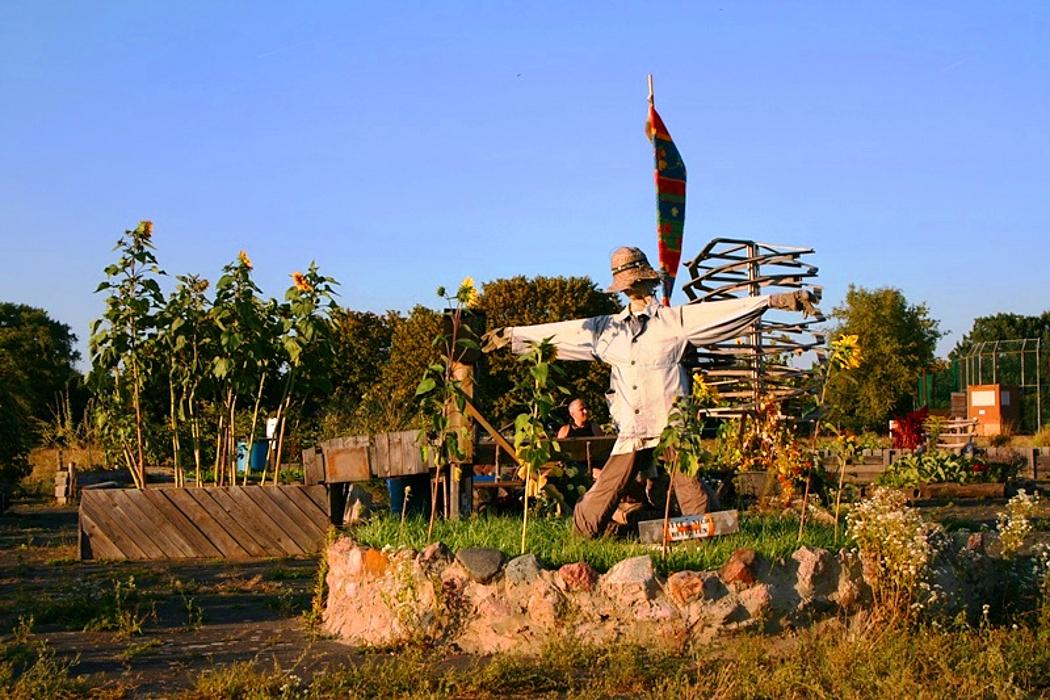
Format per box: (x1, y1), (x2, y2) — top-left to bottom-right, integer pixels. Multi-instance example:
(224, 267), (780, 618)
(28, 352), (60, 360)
(482, 316), (607, 361)
(678, 290), (822, 347)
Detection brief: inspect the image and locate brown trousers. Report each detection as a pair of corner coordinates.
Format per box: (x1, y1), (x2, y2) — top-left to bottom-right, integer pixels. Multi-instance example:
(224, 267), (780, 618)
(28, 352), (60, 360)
(572, 448), (717, 538)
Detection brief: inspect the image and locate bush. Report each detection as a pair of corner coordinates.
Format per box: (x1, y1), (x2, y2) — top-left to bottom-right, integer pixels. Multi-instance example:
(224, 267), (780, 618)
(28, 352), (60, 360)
(877, 451), (1022, 488)
(1033, 426), (1050, 448)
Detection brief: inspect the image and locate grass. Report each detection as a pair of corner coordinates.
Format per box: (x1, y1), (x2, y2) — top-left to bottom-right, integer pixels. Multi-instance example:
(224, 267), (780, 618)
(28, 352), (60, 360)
(348, 512), (842, 574)
(170, 620), (1050, 699)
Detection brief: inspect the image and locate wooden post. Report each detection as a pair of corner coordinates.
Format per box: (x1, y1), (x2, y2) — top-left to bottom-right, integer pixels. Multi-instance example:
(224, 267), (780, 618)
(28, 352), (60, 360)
(448, 358), (473, 519)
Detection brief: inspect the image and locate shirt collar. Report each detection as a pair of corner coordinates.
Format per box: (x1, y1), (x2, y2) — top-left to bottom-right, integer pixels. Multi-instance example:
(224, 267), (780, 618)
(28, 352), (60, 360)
(617, 298), (660, 320)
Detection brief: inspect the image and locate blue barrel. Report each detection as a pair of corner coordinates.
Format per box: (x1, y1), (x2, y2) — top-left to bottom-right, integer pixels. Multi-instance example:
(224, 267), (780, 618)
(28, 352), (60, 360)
(235, 441), (249, 474)
(249, 440), (269, 472)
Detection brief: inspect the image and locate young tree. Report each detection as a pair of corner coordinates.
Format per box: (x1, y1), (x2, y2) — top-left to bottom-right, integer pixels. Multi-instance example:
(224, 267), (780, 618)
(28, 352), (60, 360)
(824, 286), (942, 432)
(90, 221), (165, 488)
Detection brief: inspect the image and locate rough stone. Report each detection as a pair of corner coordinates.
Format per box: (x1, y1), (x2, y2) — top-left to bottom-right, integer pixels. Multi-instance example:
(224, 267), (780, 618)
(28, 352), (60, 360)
(455, 547), (506, 584)
(600, 555), (657, 605)
(705, 595), (746, 625)
(323, 536), (1019, 655)
(793, 546), (834, 597)
(720, 548), (759, 586)
(505, 554), (542, 587)
(738, 583), (774, 621)
(666, 570), (708, 605)
(418, 541), (452, 575)
(558, 562), (599, 592)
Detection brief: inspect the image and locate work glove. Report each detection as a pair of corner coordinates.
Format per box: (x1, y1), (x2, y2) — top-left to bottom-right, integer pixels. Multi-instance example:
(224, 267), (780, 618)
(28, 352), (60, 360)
(769, 288), (823, 318)
(481, 327), (511, 353)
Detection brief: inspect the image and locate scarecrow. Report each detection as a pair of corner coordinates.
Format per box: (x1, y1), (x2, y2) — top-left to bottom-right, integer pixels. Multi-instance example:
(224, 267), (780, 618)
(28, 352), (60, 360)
(482, 247), (818, 537)
(483, 79), (820, 537)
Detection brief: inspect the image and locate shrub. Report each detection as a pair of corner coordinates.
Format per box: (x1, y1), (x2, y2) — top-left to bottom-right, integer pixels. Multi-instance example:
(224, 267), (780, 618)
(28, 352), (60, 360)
(997, 490), (1039, 557)
(877, 451), (1022, 488)
(846, 486), (938, 614)
(1033, 426), (1050, 448)
(891, 407), (928, 449)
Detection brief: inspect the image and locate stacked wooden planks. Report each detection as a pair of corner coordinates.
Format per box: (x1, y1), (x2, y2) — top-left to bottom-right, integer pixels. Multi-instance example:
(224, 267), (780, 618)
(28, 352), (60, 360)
(79, 485), (330, 561)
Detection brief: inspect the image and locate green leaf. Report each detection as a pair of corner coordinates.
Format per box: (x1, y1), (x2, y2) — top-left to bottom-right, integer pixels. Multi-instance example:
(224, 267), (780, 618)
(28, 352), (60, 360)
(415, 376), (437, 396)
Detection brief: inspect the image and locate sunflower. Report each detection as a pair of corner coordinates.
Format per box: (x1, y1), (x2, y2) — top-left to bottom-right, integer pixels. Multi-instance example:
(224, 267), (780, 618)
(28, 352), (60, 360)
(138, 220), (153, 238)
(291, 271), (313, 292)
(830, 334), (863, 370)
(457, 276), (480, 308)
(238, 250), (253, 269)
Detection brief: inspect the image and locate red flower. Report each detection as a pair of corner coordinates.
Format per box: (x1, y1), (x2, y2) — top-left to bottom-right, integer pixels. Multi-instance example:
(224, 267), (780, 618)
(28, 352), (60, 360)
(971, 463), (987, 473)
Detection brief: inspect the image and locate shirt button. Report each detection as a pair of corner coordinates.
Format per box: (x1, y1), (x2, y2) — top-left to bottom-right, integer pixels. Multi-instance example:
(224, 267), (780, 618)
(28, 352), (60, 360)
(632, 385), (637, 390)
(634, 409), (640, 414)
(632, 338), (638, 343)
(630, 360), (636, 365)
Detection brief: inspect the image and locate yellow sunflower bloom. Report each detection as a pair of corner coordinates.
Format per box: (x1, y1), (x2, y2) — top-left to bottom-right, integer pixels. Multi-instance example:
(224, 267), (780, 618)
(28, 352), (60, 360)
(457, 276), (480, 308)
(238, 250), (253, 269)
(291, 271), (313, 292)
(830, 334), (863, 370)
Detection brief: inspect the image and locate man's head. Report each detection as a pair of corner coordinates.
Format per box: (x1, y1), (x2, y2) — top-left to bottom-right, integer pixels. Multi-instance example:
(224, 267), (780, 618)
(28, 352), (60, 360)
(568, 398), (589, 427)
(607, 246), (661, 297)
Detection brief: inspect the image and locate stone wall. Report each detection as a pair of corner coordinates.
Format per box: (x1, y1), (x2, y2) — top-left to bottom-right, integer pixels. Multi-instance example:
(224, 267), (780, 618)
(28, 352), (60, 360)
(324, 538), (877, 653)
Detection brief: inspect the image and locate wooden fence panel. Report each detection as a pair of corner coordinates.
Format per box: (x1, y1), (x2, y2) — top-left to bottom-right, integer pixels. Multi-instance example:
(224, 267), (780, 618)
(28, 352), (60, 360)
(79, 485), (330, 561)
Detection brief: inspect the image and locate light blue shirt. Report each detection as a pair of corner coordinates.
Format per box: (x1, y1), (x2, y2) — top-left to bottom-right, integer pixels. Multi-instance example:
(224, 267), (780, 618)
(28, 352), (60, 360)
(508, 296), (770, 455)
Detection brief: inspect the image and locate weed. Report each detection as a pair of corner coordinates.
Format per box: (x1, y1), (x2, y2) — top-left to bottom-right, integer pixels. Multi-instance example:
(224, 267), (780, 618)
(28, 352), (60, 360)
(303, 527), (338, 630)
(0, 618), (95, 699)
(116, 638), (163, 664)
(180, 592), (204, 631)
(85, 576), (155, 638)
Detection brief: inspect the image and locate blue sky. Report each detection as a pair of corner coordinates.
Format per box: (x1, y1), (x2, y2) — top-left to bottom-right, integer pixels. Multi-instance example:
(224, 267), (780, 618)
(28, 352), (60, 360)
(2, 2), (1047, 367)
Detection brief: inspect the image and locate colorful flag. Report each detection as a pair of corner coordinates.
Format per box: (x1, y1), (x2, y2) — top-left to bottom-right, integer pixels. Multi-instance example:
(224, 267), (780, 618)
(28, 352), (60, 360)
(646, 103), (686, 306)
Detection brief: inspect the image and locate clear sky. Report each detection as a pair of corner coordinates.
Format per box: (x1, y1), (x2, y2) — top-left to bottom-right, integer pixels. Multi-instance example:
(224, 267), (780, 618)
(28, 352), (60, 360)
(2, 2), (1047, 368)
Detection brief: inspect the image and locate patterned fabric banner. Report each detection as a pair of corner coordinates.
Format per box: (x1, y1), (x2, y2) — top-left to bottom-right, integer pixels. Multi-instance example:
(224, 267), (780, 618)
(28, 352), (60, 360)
(645, 104), (686, 306)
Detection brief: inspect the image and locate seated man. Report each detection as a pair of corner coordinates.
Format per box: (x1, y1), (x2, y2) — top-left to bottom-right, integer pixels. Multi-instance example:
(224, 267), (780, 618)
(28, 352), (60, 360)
(557, 397), (603, 483)
(557, 398), (600, 439)
(484, 245), (818, 538)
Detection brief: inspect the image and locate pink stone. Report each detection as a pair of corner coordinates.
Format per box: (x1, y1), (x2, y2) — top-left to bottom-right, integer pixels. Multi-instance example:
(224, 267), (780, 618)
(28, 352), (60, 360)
(666, 571), (707, 606)
(720, 548), (758, 586)
(558, 562), (598, 592)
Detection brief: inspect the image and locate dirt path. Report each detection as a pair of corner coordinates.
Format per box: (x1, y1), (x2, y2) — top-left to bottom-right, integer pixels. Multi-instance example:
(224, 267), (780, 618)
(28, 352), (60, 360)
(0, 503), (354, 697)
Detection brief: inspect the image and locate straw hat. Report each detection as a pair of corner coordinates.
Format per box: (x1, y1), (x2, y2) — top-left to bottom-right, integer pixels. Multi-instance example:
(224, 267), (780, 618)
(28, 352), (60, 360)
(607, 246), (661, 293)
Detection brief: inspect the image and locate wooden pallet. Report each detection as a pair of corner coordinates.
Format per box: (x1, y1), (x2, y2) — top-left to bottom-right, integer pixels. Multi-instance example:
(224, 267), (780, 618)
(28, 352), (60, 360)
(78, 485), (330, 561)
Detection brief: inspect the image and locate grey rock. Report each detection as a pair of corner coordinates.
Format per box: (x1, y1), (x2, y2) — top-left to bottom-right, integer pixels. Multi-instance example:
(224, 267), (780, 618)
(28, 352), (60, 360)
(504, 553), (542, 587)
(600, 555), (657, 603)
(455, 547), (506, 584)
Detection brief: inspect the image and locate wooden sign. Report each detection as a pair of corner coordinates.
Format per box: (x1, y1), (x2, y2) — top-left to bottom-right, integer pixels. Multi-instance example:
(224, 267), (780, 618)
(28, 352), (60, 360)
(637, 509), (739, 545)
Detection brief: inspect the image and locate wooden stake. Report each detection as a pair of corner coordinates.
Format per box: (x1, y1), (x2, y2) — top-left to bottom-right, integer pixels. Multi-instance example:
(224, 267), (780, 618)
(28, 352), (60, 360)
(647, 74), (654, 106)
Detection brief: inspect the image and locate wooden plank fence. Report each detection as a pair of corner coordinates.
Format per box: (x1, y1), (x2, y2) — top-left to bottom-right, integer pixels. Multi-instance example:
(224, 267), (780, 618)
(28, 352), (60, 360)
(79, 485), (330, 561)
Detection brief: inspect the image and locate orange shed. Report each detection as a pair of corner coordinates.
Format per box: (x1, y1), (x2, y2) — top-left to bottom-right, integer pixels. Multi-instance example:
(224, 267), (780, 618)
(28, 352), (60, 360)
(966, 384), (1019, 436)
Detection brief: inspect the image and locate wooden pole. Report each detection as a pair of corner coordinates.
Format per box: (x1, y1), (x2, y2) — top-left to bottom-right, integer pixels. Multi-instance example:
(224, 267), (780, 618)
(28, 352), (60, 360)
(647, 74), (654, 105)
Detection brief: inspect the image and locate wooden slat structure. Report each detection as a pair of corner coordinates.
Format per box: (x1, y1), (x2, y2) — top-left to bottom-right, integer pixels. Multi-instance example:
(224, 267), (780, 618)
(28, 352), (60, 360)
(78, 485), (330, 561)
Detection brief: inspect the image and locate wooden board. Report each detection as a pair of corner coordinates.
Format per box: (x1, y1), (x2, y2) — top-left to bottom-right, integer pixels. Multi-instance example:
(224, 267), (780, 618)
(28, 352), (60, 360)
(78, 485), (330, 561)
(638, 510), (740, 545)
(324, 443), (370, 483)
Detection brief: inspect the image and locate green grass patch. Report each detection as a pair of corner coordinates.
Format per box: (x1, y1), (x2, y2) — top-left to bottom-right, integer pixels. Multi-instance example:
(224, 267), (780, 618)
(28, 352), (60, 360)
(349, 513), (841, 574)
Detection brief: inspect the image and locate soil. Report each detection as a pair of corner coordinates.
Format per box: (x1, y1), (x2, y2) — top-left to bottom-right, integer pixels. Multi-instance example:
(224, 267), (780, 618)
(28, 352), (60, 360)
(0, 503), (353, 697)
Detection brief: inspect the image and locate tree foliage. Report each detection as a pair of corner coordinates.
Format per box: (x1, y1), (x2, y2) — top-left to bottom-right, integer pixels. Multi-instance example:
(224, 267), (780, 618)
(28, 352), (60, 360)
(951, 312), (1050, 358)
(824, 286), (942, 432)
(0, 302), (82, 480)
(476, 276), (619, 430)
